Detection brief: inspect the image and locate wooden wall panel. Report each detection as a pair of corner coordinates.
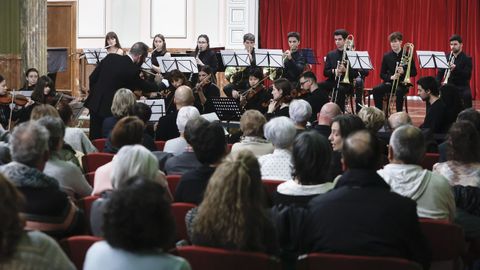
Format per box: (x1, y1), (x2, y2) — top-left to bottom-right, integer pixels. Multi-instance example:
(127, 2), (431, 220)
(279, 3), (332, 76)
(0, 54), (23, 89)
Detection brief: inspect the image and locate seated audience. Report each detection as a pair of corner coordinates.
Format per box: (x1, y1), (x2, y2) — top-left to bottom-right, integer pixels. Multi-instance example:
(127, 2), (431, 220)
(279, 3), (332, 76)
(39, 116), (92, 198)
(313, 102), (341, 138)
(57, 102), (97, 154)
(258, 117), (296, 181)
(175, 118), (227, 204)
(189, 150), (279, 255)
(163, 106), (200, 156)
(231, 110), (274, 157)
(92, 116), (145, 195)
(327, 114), (365, 180)
(102, 88), (136, 139)
(90, 145), (169, 236)
(357, 106), (385, 133)
(130, 102), (157, 151)
(388, 111), (412, 130)
(378, 125), (455, 221)
(289, 99), (312, 132)
(302, 130), (431, 270)
(417, 76), (447, 134)
(0, 121), (83, 237)
(84, 177), (190, 270)
(0, 174), (75, 269)
(274, 131), (333, 206)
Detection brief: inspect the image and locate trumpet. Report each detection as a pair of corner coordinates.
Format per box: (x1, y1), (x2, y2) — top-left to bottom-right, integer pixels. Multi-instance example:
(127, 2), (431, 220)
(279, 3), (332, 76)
(388, 42), (414, 116)
(442, 51), (456, 85)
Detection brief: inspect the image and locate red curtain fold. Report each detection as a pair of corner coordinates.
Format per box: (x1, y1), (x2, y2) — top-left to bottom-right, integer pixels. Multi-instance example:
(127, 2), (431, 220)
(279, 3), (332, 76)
(259, 0), (479, 99)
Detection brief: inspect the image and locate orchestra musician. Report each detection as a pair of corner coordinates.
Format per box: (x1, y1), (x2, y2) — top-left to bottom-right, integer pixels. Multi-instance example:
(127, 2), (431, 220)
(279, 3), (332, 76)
(283, 32), (306, 85)
(104, 31), (124, 55)
(299, 71), (329, 123)
(240, 68), (272, 114)
(266, 78), (293, 120)
(318, 29), (355, 112)
(436, 34), (473, 108)
(190, 34), (219, 85)
(151, 33), (171, 75)
(21, 68), (39, 91)
(0, 74), (34, 129)
(372, 32), (417, 112)
(193, 65), (220, 114)
(223, 33), (257, 99)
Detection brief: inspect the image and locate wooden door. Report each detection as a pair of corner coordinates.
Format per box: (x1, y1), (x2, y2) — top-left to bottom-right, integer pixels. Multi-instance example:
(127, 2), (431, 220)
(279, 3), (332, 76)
(47, 1), (77, 94)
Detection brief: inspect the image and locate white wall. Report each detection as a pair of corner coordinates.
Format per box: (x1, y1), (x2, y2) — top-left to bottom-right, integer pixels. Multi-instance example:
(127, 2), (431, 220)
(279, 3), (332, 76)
(63, 0), (258, 50)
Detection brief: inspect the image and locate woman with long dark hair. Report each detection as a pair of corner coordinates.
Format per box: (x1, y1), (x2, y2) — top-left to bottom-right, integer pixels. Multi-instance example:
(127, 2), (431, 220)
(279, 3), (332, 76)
(104, 31), (124, 55)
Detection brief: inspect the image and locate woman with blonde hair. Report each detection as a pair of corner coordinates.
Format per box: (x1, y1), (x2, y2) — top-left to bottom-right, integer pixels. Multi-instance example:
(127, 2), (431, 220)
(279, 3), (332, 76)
(231, 110), (274, 157)
(102, 88), (136, 138)
(190, 150), (278, 254)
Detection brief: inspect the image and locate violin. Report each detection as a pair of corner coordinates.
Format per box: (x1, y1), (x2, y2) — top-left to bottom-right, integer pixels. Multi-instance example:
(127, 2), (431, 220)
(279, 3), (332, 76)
(291, 88), (309, 99)
(193, 74), (212, 93)
(0, 90), (29, 106)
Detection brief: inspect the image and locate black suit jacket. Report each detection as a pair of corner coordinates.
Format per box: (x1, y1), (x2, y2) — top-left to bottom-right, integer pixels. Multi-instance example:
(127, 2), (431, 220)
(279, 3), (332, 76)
(302, 169), (431, 269)
(85, 54), (158, 117)
(436, 51), (472, 87)
(323, 49), (355, 83)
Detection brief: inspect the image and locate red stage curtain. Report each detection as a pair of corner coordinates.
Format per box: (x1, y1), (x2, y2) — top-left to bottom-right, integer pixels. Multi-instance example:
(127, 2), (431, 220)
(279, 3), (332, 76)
(259, 0), (479, 98)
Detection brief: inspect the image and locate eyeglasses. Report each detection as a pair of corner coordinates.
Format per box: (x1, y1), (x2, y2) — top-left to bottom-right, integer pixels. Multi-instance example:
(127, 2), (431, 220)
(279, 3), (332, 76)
(299, 80), (308, 86)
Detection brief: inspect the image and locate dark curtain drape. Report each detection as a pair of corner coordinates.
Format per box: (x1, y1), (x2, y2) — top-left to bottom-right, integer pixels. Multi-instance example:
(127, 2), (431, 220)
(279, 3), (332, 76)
(259, 0), (479, 98)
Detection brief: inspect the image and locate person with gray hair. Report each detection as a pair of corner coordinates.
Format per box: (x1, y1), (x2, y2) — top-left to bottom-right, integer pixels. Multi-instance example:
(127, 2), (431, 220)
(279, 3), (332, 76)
(39, 116), (92, 198)
(90, 144), (169, 236)
(289, 99), (312, 131)
(388, 111), (412, 130)
(101, 88), (136, 138)
(377, 125), (455, 221)
(357, 106), (385, 133)
(0, 121), (83, 237)
(258, 117), (296, 181)
(164, 106), (200, 155)
(85, 41), (163, 140)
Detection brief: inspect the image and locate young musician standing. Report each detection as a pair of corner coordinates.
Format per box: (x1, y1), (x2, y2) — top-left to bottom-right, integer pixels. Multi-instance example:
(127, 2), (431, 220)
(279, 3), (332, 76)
(436, 34), (473, 108)
(283, 32), (306, 85)
(191, 34), (218, 85)
(372, 32), (417, 112)
(104, 32), (124, 55)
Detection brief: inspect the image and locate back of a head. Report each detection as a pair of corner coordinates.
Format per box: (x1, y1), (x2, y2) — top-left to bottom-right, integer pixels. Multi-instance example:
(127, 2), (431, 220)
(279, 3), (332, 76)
(10, 121), (49, 167)
(319, 102), (342, 122)
(264, 116), (296, 149)
(111, 116), (144, 149)
(56, 102), (73, 126)
(111, 145), (160, 189)
(30, 104), (60, 120)
(37, 116), (66, 152)
(332, 114), (365, 139)
(174, 86), (194, 107)
(289, 99), (312, 125)
(417, 76), (439, 96)
(293, 131), (332, 184)
(129, 42), (149, 57)
(131, 102), (152, 124)
(111, 88), (136, 118)
(104, 176), (174, 252)
(447, 121), (480, 163)
(342, 130), (380, 170)
(388, 112), (412, 130)
(0, 174), (24, 261)
(185, 117), (226, 165)
(457, 108), (480, 133)
(357, 107), (385, 133)
(176, 106), (200, 133)
(390, 125), (425, 165)
(240, 110), (267, 137)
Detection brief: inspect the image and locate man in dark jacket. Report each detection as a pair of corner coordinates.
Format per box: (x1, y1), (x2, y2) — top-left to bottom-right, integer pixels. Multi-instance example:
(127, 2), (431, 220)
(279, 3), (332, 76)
(302, 130), (431, 270)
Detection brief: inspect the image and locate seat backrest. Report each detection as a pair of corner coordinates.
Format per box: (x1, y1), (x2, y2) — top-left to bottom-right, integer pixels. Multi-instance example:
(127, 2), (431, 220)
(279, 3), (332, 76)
(81, 153), (114, 173)
(262, 179), (283, 198)
(167, 175), (182, 196)
(296, 252), (422, 270)
(91, 138), (107, 152)
(155, 140), (166, 151)
(176, 245), (282, 270)
(419, 218), (465, 261)
(60, 235), (102, 270)
(421, 152), (440, 170)
(78, 195), (100, 234)
(85, 171), (95, 187)
(171, 202), (197, 241)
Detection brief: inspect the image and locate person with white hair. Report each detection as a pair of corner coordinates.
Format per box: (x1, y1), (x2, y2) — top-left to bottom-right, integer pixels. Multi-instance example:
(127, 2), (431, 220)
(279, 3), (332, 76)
(289, 99), (312, 132)
(258, 117), (296, 181)
(163, 106), (200, 156)
(90, 144), (168, 236)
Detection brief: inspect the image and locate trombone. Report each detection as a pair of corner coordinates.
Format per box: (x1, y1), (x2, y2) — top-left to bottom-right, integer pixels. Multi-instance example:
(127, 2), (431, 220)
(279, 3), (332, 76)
(388, 42), (414, 116)
(332, 34), (354, 103)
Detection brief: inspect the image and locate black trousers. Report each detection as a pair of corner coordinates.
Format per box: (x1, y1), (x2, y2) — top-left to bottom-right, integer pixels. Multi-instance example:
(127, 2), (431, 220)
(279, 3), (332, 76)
(89, 112), (104, 140)
(372, 82), (408, 112)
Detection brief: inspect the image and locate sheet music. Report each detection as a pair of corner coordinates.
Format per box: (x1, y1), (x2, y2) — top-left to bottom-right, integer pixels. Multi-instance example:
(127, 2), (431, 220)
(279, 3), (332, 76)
(83, 48), (108, 64)
(220, 50), (252, 67)
(255, 49), (284, 67)
(141, 55), (153, 69)
(416, 51), (449, 68)
(156, 56), (198, 73)
(346, 51), (374, 70)
(136, 99), (166, 122)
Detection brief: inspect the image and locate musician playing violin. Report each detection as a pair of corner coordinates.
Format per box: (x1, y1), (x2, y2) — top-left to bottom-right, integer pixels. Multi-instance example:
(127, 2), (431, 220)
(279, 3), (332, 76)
(0, 74), (35, 129)
(240, 68), (272, 114)
(193, 66), (220, 113)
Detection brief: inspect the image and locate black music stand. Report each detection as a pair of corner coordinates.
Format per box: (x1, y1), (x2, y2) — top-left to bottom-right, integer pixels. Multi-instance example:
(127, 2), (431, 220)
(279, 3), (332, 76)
(220, 50), (252, 68)
(210, 97), (242, 122)
(301, 48), (319, 64)
(416, 51), (449, 69)
(157, 56), (198, 74)
(83, 48), (108, 64)
(254, 49), (284, 68)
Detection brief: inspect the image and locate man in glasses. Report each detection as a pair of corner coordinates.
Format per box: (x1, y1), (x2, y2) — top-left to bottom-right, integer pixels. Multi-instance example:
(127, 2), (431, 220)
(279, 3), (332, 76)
(300, 71), (329, 123)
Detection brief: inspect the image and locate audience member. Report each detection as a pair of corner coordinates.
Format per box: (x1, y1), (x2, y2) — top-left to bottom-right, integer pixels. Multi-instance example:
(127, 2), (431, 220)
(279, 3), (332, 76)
(357, 106), (385, 133)
(258, 117), (296, 181)
(302, 130), (431, 269)
(231, 110), (273, 157)
(85, 177), (190, 270)
(0, 121), (83, 237)
(378, 125), (455, 221)
(130, 102), (157, 151)
(164, 106), (200, 156)
(102, 88), (136, 138)
(288, 99), (312, 132)
(417, 76), (447, 134)
(189, 150), (279, 254)
(0, 174), (75, 269)
(313, 102), (341, 138)
(175, 119), (227, 204)
(388, 111), (412, 130)
(103, 116), (144, 154)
